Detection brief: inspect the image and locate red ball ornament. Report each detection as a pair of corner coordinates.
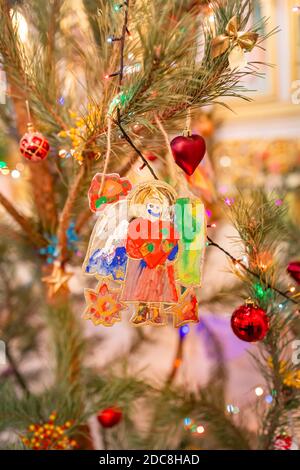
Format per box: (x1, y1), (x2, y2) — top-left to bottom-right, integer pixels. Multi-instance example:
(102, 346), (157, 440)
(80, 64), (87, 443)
(97, 407), (122, 428)
(287, 261), (300, 285)
(231, 300), (269, 342)
(170, 134), (206, 176)
(273, 434), (295, 450)
(19, 123), (50, 162)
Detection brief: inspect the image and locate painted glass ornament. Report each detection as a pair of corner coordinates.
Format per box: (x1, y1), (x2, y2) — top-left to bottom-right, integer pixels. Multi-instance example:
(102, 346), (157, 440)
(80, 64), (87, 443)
(19, 123), (50, 162)
(231, 300), (269, 342)
(83, 282), (124, 327)
(169, 288), (199, 328)
(83, 174), (206, 327)
(88, 172), (132, 213)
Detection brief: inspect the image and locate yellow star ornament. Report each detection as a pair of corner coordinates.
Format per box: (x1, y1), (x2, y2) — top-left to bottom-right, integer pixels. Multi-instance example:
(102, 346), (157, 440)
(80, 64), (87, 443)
(83, 282), (125, 327)
(42, 263), (73, 298)
(169, 288), (199, 328)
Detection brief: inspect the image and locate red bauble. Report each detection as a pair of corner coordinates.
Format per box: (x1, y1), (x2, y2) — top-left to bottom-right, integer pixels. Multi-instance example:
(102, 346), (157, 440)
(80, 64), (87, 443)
(287, 261), (300, 285)
(19, 124), (50, 162)
(273, 435), (293, 450)
(231, 301), (269, 342)
(170, 134), (206, 176)
(145, 153), (158, 162)
(97, 407), (122, 428)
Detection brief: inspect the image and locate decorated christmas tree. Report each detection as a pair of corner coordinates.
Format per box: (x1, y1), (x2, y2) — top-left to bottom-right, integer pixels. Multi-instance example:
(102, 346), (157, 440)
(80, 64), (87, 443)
(0, 0), (299, 451)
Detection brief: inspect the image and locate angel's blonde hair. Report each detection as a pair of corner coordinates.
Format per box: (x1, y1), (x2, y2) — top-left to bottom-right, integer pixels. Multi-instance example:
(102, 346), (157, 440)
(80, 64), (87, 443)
(128, 180), (177, 219)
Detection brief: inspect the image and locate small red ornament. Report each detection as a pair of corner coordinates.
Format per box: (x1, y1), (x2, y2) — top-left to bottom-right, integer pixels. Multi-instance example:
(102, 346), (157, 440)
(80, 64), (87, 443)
(287, 261), (300, 285)
(19, 123), (50, 162)
(231, 300), (269, 342)
(273, 434), (293, 450)
(97, 407), (122, 428)
(170, 134), (206, 176)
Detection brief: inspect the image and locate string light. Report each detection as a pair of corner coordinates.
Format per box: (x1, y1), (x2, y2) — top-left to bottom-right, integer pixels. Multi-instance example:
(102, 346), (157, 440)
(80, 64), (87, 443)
(224, 197), (234, 206)
(292, 5), (300, 12)
(184, 418), (205, 436)
(196, 425), (205, 434)
(289, 286), (296, 293)
(107, 36), (122, 43)
(220, 156), (232, 168)
(227, 404), (240, 414)
(104, 71), (121, 79)
(174, 358), (182, 368)
(11, 169), (21, 179)
(265, 394), (273, 404)
(255, 386), (264, 397)
(179, 324), (190, 338)
(184, 417), (192, 428)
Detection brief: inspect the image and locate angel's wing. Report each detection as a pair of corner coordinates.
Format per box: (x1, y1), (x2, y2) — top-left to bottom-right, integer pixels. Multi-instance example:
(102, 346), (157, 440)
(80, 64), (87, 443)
(82, 199), (129, 280)
(175, 198), (206, 287)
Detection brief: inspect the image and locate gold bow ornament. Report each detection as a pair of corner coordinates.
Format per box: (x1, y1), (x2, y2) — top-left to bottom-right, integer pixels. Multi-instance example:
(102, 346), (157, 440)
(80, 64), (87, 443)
(211, 16), (258, 70)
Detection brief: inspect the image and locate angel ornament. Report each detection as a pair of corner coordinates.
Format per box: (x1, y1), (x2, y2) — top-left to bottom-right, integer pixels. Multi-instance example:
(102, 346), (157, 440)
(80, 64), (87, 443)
(83, 174), (206, 327)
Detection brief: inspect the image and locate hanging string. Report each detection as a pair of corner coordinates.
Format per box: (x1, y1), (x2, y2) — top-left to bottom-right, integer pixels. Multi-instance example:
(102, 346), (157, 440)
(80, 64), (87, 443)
(98, 116), (112, 196)
(25, 99), (33, 127)
(154, 115), (178, 186)
(184, 107), (192, 136)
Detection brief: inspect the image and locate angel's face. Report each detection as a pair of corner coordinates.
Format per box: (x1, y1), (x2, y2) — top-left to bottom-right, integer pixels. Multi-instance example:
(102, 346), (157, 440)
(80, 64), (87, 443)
(145, 197), (169, 221)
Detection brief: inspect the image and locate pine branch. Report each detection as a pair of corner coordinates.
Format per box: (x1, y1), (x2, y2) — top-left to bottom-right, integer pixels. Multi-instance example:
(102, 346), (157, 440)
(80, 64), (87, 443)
(5, 345), (30, 396)
(116, 119), (159, 180)
(0, 191), (46, 247)
(207, 236), (298, 305)
(57, 164), (87, 263)
(165, 336), (184, 386)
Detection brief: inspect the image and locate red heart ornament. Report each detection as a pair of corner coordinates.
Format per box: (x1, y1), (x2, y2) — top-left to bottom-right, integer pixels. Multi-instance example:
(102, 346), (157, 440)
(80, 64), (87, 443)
(170, 134), (206, 176)
(287, 261), (300, 285)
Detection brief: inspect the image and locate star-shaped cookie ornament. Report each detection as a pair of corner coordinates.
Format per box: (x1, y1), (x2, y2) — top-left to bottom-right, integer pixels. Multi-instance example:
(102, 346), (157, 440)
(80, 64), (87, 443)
(42, 262), (73, 298)
(83, 282), (125, 327)
(169, 288), (199, 328)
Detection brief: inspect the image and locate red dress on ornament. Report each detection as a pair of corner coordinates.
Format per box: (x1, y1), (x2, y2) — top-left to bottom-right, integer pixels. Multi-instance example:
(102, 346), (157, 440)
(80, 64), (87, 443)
(121, 218), (179, 304)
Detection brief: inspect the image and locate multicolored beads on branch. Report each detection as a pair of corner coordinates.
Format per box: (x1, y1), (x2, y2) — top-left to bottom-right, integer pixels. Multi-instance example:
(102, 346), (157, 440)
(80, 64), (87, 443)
(20, 412), (78, 450)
